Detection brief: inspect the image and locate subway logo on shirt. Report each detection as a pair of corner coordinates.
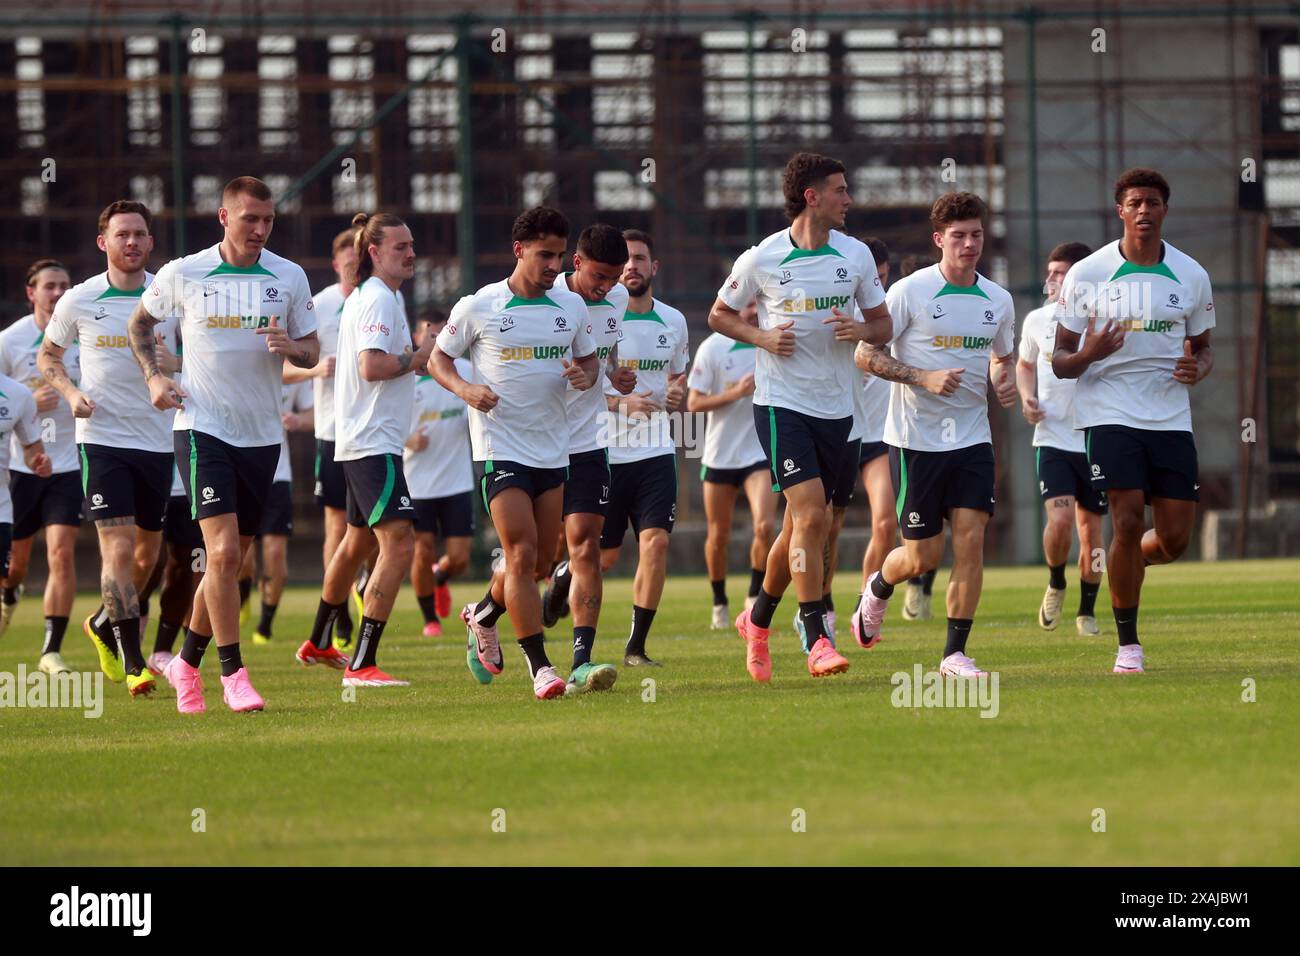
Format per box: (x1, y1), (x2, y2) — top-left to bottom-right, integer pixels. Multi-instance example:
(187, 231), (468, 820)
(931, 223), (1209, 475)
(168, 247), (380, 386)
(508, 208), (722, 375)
(92, 335), (132, 348)
(500, 345), (570, 361)
(207, 315), (280, 330)
(616, 357), (671, 371)
(1115, 318), (1178, 333)
(778, 294), (853, 313)
(932, 335), (996, 350)
(418, 407), (464, 424)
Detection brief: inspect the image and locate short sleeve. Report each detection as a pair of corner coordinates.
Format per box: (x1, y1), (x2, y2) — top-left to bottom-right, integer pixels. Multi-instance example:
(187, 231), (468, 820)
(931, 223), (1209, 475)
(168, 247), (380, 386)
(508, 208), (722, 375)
(144, 259), (181, 320)
(671, 316), (690, 375)
(717, 247), (762, 311)
(884, 280), (911, 344)
(687, 340), (716, 393)
(287, 266), (318, 340)
(1054, 264), (1086, 335)
(436, 296), (477, 359)
(571, 307), (596, 359)
(45, 291), (78, 349)
(355, 294), (403, 355)
(11, 387), (40, 447)
(994, 299), (1016, 358)
(1018, 313), (1040, 363)
(1186, 270), (1216, 337)
(855, 246), (886, 311)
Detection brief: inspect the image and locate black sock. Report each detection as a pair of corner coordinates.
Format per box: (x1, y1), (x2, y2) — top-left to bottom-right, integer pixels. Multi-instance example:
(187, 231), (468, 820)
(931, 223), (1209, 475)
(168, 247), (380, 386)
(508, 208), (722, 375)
(257, 601), (278, 638)
(1, 585), (19, 605)
(140, 596), (151, 620)
(473, 590), (507, 628)
(237, 577), (252, 607)
(870, 573), (895, 600)
(417, 593), (440, 624)
(309, 599), (344, 650)
(433, 565), (449, 587)
(335, 598), (353, 639)
(42, 615), (69, 655)
(572, 625), (595, 668)
(1048, 563), (1067, 589)
(1078, 580), (1100, 617)
(798, 600), (829, 651)
(92, 604), (111, 640)
(1114, 605), (1140, 646)
(944, 617), (973, 658)
(625, 605), (656, 657)
(217, 641), (243, 677)
(111, 618), (145, 676)
(822, 593), (834, 613)
(518, 632), (550, 678)
(353, 616), (387, 670)
(154, 619), (181, 655)
(356, 567), (371, 600)
(747, 568), (764, 599)
(180, 628), (212, 668)
(710, 579), (727, 606)
(750, 588), (780, 629)
(921, 569), (936, 594)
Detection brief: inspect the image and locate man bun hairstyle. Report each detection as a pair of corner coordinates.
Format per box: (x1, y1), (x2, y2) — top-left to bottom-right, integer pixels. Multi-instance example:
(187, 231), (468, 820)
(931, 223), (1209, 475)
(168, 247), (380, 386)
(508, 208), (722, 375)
(1047, 241), (1093, 267)
(512, 206), (569, 244)
(576, 223), (628, 267)
(350, 211), (408, 286)
(782, 151), (846, 221)
(930, 192), (989, 233)
(98, 200), (152, 235)
(1114, 167), (1170, 205)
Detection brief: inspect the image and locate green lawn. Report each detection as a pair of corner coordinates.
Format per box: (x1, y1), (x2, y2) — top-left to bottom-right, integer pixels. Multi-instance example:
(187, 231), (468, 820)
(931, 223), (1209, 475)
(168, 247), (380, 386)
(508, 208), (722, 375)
(1, 559), (1296, 866)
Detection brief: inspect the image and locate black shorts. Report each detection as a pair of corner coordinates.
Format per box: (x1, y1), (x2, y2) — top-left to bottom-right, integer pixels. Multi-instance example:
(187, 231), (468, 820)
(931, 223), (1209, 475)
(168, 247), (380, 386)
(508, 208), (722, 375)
(0, 521), (11, 579)
(79, 443), (172, 531)
(1037, 445), (1108, 515)
(699, 460), (768, 487)
(753, 404), (853, 503)
(859, 440), (889, 467)
(176, 430), (279, 537)
(260, 481), (294, 536)
(831, 438), (862, 508)
(1085, 425), (1199, 502)
(414, 491), (475, 537)
(600, 453), (677, 549)
(314, 439), (347, 510)
(475, 459), (566, 510)
(10, 470), (83, 540)
(344, 453), (416, 528)
(164, 494), (203, 556)
(564, 449), (611, 517)
(891, 443), (996, 540)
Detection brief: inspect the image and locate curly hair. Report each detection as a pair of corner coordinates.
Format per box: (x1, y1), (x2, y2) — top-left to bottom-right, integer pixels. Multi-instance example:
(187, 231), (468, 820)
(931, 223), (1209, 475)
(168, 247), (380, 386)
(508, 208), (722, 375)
(930, 192), (988, 232)
(782, 152), (846, 221)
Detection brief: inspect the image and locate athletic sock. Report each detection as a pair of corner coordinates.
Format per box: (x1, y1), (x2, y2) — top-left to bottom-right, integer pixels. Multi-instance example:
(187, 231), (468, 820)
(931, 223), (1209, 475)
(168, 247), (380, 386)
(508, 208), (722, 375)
(1, 585), (19, 605)
(42, 615), (69, 655)
(353, 616), (387, 670)
(92, 604), (111, 640)
(309, 599), (344, 650)
(944, 617), (973, 658)
(750, 588), (780, 629)
(473, 590), (507, 628)
(257, 601), (278, 638)
(822, 593), (835, 613)
(140, 597), (151, 620)
(572, 625), (595, 668)
(217, 641), (243, 677)
(518, 632), (550, 678)
(180, 628), (212, 669)
(356, 567), (371, 600)
(710, 579), (727, 606)
(1048, 563), (1067, 589)
(552, 560), (571, 591)
(1078, 580), (1100, 617)
(335, 599), (353, 639)
(416, 593), (440, 624)
(921, 569), (936, 594)
(433, 565), (449, 587)
(798, 601), (829, 651)
(1114, 605), (1140, 646)
(747, 568), (764, 599)
(111, 618), (145, 676)
(625, 605), (656, 657)
(237, 576), (252, 607)
(870, 573), (895, 600)
(154, 619), (181, 655)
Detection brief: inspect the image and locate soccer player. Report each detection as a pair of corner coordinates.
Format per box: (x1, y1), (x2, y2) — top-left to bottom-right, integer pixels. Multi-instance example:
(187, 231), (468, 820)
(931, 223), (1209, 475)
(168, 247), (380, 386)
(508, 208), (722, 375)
(0, 260), (80, 663)
(1016, 241), (1107, 635)
(1051, 168), (1214, 675)
(852, 192), (1018, 677)
(130, 175), (319, 714)
(251, 377), (313, 644)
(538, 223), (635, 692)
(709, 152), (892, 682)
(687, 299), (777, 629)
(146, 460), (204, 675)
(40, 200), (180, 696)
(404, 318), (474, 638)
(436, 206), (598, 700)
(0, 375), (53, 662)
(298, 212), (426, 686)
(597, 229), (689, 667)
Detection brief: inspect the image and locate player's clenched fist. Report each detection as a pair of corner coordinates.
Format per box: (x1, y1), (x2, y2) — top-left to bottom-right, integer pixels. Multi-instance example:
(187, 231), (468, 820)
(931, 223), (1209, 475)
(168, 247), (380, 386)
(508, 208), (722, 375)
(463, 383), (499, 412)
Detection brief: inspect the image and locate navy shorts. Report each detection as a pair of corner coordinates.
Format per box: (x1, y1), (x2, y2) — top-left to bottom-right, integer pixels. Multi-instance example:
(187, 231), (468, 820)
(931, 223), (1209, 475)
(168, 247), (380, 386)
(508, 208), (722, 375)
(891, 443), (996, 540)
(831, 438), (862, 508)
(79, 444), (172, 531)
(753, 404), (853, 503)
(344, 454), (417, 528)
(414, 491), (475, 538)
(700, 460), (768, 487)
(564, 449), (611, 517)
(600, 453), (677, 549)
(859, 440), (889, 467)
(1037, 446), (1107, 515)
(163, 494), (203, 556)
(475, 459), (566, 510)
(176, 430), (279, 537)
(259, 480), (295, 536)
(314, 439), (347, 510)
(11, 471), (84, 540)
(1085, 425), (1199, 502)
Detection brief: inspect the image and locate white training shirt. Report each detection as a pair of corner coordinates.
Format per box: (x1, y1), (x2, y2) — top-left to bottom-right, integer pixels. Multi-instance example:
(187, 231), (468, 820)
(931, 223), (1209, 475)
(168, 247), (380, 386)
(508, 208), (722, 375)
(143, 244), (317, 448)
(554, 273), (627, 455)
(858, 374), (889, 445)
(45, 271), (178, 453)
(687, 331), (765, 471)
(0, 315), (79, 475)
(606, 298), (690, 465)
(882, 263), (1015, 452)
(717, 228), (886, 420)
(311, 282), (348, 443)
(0, 373), (41, 523)
(436, 280), (596, 470)
(1055, 239), (1214, 433)
(1018, 302), (1082, 452)
(334, 275), (413, 461)
(404, 360), (475, 500)
(274, 378), (314, 482)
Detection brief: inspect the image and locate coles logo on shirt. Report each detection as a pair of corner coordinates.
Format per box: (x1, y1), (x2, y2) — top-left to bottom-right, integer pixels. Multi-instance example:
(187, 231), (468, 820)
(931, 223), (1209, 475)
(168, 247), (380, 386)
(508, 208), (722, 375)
(363, 322), (391, 336)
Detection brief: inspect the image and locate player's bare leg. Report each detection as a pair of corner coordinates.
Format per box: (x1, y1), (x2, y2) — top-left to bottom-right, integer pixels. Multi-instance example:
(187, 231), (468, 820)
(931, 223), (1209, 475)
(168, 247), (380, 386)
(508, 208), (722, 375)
(1038, 495), (1075, 630)
(1075, 507), (1105, 635)
(703, 479), (739, 627)
(253, 534), (288, 644)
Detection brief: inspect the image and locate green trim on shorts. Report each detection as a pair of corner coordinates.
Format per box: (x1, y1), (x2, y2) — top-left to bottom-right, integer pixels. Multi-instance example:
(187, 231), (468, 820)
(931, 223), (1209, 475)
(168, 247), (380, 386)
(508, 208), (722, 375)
(188, 432), (199, 520)
(366, 455), (396, 527)
(79, 445), (89, 496)
(699, 463), (707, 481)
(895, 450), (909, 524)
(480, 459), (494, 510)
(768, 406), (780, 492)
(314, 447), (321, 480)
(1085, 429), (1092, 465)
(1035, 446), (1041, 480)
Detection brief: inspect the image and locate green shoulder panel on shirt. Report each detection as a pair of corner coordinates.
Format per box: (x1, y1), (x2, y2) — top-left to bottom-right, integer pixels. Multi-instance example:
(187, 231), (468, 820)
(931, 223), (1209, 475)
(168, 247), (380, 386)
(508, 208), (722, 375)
(94, 284), (145, 300)
(1108, 260), (1179, 284)
(205, 261), (277, 279)
(503, 293), (555, 310)
(728, 341), (756, 352)
(934, 280), (991, 300)
(779, 244), (847, 266)
(623, 309), (666, 325)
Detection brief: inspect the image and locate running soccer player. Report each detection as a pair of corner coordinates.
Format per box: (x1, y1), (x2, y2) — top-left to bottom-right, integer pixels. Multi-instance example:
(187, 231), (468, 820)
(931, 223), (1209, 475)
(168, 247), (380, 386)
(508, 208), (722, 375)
(710, 152), (892, 682)
(0, 376), (53, 661)
(404, 319), (474, 638)
(299, 212), (425, 686)
(147, 459), (204, 675)
(598, 228), (689, 667)
(0, 259), (80, 664)
(688, 299), (777, 629)
(536, 224), (634, 692)
(853, 192), (1018, 676)
(436, 206), (599, 700)
(1051, 168), (1214, 675)
(40, 201), (180, 696)
(251, 377), (313, 645)
(1016, 241), (1107, 635)
(130, 175), (320, 714)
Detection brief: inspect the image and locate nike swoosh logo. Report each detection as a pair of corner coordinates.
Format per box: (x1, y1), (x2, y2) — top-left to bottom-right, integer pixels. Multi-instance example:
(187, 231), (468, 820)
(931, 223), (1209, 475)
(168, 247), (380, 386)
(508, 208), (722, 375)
(779, 277), (794, 285)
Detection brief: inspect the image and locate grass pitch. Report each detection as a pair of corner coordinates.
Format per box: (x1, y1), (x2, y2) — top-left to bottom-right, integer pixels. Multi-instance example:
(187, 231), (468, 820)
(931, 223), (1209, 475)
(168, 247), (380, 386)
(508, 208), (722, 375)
(1, 558), (1296, 866)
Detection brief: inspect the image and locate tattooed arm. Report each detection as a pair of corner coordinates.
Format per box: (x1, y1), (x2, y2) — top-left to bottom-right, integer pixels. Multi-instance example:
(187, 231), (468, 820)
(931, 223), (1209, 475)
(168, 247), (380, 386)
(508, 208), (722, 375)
(37, 339), (95, 417)
(854, 341), (965, 397)
(129, 301), (186, 410)
(605, 342), (637, 394)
